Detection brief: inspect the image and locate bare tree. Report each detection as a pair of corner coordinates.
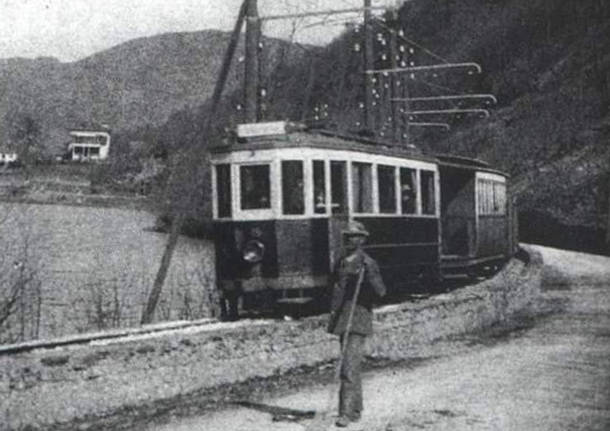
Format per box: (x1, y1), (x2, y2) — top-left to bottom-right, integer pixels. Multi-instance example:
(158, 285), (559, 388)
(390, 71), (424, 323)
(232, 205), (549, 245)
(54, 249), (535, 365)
(0, 205), (43, 343)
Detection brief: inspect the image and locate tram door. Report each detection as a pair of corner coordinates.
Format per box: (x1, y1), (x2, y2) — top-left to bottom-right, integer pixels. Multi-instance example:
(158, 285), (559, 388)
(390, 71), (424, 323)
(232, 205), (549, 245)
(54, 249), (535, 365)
(440, 166), (476, 257)
(328, 161), (349, 271)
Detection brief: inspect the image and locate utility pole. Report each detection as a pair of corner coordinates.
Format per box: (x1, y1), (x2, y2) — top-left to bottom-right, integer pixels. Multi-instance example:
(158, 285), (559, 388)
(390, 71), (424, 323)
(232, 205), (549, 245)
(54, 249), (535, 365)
(141, 0), (248, 325)
(388, 17), (400, 143)
(399, 32), (410, 147)
(363, 0), (375, 133)
(301, 54), (318, 122)
(244, 0), (261, 122)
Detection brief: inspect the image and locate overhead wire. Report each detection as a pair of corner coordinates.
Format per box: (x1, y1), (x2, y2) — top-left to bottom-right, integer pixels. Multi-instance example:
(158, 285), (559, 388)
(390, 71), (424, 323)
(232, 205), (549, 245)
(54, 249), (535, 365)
(370, 16), (450, 64)
(410, 76), (461, 96)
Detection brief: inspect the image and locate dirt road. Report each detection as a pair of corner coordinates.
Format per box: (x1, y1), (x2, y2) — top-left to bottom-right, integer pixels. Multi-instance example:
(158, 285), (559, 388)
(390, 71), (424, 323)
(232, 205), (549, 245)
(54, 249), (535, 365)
(149, 246), (610, 431)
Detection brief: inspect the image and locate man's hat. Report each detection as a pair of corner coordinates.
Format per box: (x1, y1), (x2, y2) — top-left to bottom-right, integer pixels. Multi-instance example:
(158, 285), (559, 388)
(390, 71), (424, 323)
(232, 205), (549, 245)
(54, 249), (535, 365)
(342, 220), (369, 237)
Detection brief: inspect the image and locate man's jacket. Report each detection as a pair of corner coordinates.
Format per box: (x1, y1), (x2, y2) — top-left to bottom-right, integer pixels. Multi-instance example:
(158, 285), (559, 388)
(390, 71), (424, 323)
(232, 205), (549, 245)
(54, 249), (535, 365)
(327, 249), (387, 336)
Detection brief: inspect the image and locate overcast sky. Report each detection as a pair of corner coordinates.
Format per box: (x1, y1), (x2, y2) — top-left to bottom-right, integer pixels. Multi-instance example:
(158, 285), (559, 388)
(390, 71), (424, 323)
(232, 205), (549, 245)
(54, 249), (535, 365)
(0, 0), (399, 62)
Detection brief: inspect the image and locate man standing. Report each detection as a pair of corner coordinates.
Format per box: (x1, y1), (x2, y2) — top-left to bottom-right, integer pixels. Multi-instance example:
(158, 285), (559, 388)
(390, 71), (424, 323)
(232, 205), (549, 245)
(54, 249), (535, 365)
(327, 220), (387, 427)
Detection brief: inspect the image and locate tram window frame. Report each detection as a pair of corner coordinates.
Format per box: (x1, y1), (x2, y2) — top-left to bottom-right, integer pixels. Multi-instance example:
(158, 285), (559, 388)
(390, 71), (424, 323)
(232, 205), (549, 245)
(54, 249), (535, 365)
(420, 170), (436, 216)
(478, 179), (506, 215)
(400, 167), (417, 215)
(351, 162), (374, 214)
(281, 160), (305, 215)
(378, 164), (397, 214)
(312, 160), (327, 214)
(239, 163), (272, 211)
(330, 161), (348, 215)
(215, 164), (232, 218)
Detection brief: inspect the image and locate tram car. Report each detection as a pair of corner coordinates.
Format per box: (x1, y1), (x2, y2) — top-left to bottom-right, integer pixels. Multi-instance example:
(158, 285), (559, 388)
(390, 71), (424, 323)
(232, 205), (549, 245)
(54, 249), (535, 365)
(210, 121), (518, 319)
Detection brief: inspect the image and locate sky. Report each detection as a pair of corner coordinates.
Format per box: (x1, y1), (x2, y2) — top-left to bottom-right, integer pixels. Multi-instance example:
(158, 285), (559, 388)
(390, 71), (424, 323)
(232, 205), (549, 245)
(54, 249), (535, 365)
(0, 0), (401, 62)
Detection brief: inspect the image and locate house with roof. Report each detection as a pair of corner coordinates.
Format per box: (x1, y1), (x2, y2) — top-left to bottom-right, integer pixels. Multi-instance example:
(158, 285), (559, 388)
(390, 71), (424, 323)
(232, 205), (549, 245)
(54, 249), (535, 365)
(0, 145), (18, 166)
(67, 129), (111, 161)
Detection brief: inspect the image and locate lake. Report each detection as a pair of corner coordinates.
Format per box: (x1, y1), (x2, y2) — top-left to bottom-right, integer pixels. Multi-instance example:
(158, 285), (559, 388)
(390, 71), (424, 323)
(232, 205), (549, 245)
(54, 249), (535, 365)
(0, 203), (215, 343)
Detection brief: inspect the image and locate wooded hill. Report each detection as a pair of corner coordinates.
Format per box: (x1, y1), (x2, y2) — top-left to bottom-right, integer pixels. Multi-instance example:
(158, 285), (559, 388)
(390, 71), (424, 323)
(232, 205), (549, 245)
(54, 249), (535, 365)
(0, 30), (301, 157)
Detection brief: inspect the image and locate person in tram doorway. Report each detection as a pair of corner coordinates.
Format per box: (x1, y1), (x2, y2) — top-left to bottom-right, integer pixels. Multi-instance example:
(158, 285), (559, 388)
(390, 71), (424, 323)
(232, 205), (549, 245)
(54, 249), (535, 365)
(327, 220), (387, 428)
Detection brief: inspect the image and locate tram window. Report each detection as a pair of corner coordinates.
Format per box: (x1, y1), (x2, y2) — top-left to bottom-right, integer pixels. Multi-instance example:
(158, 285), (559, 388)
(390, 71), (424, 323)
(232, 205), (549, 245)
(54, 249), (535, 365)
(216, 164), (232, 217)
(313, 160), (326, 214)
(478, 180), (506, 215)
(486, 183), (490, 213)
(282, 160), (304, 215)
(330, 161), (347, 214)
(400, 167), (417, 214)
(421, 170), (436, 215)
(477, 180), (484, 213)
(352, 162), (373, 213)
(240, 164), (271, 210)
(378, 165), (396, 213)
(495, 182), (506, 214)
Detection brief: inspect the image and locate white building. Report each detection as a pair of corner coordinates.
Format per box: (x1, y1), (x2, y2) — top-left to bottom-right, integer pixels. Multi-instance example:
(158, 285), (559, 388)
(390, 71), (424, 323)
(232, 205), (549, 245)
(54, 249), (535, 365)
(0, 150), (18, 165)
(68, 129), (111, 161)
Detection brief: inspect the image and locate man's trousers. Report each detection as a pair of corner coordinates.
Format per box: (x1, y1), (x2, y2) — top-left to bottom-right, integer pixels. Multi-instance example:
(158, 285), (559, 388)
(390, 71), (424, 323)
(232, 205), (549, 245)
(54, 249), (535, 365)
(339, 333), (366, 419)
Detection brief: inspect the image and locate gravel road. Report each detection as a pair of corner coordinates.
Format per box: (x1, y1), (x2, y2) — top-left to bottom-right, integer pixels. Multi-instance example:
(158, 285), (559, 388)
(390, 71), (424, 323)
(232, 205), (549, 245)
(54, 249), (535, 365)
(148, 245), (610, 431)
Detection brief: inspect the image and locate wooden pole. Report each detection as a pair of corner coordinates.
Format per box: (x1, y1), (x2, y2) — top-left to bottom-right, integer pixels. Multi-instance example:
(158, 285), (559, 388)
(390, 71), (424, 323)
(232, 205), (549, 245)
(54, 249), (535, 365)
(141, 0), (248, 325)
(363, 0), (375, 133)
(207, 0), (249, 129)
(400, 37), (410, 146)
(301, 54), (318, 122)
(389, 27), (400, 142)
(244, 0), (261, 122)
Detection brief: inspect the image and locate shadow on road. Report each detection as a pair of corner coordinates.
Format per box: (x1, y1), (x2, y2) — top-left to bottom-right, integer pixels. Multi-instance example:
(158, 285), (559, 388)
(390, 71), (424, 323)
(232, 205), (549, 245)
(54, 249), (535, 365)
(232, 401), (315, 423)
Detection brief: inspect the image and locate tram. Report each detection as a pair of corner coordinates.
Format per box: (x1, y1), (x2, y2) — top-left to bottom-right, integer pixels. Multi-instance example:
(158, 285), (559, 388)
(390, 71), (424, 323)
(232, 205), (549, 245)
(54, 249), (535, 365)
(210, 121), (517, 319)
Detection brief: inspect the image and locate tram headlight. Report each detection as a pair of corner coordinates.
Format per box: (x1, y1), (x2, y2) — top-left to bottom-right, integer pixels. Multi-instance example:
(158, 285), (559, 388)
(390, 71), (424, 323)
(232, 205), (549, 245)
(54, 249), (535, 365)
(242, 239), (265, 263)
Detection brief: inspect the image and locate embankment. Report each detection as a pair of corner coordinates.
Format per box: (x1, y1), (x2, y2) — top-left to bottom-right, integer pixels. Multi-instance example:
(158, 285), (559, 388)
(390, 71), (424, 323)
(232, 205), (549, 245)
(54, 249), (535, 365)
(0, 246), (543, 430)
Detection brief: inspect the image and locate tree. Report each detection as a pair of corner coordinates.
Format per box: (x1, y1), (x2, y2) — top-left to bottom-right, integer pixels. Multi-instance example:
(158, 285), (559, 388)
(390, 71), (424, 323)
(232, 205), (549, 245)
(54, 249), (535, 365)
(0, 206), (43, 343)
(5, 112), (43, 177)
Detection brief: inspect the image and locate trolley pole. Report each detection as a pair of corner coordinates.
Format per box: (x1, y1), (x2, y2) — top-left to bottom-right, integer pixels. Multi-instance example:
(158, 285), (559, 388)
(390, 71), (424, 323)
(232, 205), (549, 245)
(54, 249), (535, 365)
(244, 0), (261, 122)
(363, 0), (375, 133)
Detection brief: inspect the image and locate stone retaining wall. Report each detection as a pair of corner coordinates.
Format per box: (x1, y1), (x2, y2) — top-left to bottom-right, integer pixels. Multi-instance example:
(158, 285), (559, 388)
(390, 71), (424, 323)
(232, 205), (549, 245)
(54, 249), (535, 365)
(0, 246), (543, 430)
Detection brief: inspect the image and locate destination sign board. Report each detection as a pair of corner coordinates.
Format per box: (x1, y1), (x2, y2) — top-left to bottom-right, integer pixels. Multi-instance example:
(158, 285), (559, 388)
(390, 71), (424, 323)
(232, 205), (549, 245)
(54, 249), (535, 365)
(237, 121), (287, 138)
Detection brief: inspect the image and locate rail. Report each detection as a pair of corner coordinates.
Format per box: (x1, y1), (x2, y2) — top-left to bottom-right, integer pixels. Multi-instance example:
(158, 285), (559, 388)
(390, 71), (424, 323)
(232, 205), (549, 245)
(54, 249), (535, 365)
(0, 318), (219, 356)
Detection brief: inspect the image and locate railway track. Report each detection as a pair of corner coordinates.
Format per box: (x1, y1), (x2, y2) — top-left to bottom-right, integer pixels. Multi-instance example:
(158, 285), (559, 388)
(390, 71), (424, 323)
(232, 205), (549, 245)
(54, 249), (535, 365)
(0, 317), (277, 356)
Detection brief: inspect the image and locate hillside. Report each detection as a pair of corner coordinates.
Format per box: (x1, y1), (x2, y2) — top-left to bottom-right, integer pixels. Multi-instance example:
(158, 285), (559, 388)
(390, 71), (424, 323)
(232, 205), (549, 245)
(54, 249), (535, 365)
(0, 30), (300, 157)
(396, 0), (610, 249)
(156, 0), (609, 248)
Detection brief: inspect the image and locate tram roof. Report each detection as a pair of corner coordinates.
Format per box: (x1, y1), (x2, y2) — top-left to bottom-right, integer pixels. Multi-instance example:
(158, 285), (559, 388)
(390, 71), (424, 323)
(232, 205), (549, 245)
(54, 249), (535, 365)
(210, 124), (508, 177)
(210, 129), (438, 163)
(435, 153), (509, 177)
